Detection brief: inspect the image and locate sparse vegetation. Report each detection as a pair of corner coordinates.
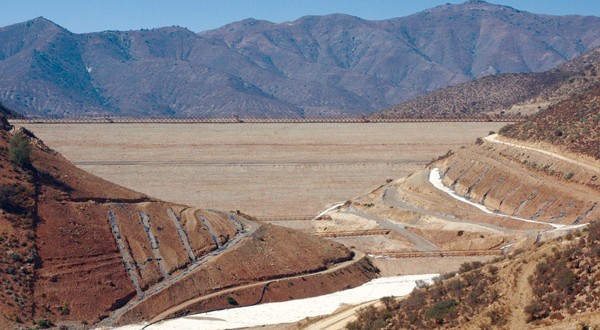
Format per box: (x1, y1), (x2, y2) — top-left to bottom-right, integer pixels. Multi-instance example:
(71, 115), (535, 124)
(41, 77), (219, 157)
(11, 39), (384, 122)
(347, 260), (500, 329)
(525, 222), (600, 323)
(36, 319), (52, 329)
(500, 85), (600, 160)
(347, 221), (600, 329)
(425, 299), (458, 322)
(375, 70), (572, 120)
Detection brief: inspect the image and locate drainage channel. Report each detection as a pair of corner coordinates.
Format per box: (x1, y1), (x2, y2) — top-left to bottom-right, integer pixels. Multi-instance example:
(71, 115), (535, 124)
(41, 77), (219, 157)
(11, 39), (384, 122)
(139, 212), (170, 279)
(227, 214), (244, 233)
(199, 215), (221, 248)
(166, 208), (196, 262)
(108, 210), (143, 295)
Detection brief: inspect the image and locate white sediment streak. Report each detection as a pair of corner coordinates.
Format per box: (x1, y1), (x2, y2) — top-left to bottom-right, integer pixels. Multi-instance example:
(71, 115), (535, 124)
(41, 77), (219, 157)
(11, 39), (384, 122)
(428, 168), (567, 229)
(119, 274), (437, 330)
(429, 168), (588, 232)
(314, 201), (346, 219)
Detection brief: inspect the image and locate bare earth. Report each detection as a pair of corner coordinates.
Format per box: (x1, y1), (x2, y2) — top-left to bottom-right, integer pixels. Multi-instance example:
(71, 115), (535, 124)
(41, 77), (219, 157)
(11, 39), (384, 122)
(20, 122), (503, 218)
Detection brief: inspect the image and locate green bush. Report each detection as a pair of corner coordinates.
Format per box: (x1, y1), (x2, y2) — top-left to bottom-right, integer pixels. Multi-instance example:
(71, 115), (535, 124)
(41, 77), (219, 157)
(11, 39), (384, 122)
(525, 301), (548, 321)
(8, 131), (30, 167)
(499, 124), (515, 135)
(226, 296), (238, 306)
(37, 319), (53, 329)
(458, 261), (483, 273)
(425, 299), (458, 320)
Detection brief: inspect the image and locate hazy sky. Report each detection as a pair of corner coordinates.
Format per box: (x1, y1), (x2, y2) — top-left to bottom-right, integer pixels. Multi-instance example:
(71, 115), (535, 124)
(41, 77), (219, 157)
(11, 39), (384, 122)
(2, 0), (600, 33)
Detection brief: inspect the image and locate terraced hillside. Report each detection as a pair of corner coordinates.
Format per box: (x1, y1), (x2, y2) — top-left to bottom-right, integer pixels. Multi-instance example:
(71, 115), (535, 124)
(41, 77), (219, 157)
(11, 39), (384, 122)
(309, 131), (599, 259)
(303, 128), (600, 329)
(437, 137), (598, 222)
(0, 107), (377, 329)
(284, 102), (598, 305)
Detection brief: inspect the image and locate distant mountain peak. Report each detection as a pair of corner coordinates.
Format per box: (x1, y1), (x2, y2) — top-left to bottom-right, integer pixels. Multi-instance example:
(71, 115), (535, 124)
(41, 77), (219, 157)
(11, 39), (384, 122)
(24, 16), (52, 24)
(25, 16), (61, 28)
(202, 17), (275, 36)
(5, 16), (68, 34)
(464, 0), (489, 4)
(293, 13), (364, 24)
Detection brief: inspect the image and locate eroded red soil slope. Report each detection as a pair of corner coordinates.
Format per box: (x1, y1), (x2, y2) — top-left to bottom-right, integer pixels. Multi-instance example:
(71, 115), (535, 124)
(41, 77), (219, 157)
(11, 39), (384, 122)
(0, 108), (377, 328)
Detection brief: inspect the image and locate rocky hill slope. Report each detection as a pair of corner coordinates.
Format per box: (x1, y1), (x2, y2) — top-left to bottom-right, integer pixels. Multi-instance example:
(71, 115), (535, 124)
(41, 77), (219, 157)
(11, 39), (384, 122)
(0, 106), (377, 329)
(373, 46), (600, 119)
(2, 1), (600, 118)
(348, 221), (600, 329)
(500, 84), (600, 160)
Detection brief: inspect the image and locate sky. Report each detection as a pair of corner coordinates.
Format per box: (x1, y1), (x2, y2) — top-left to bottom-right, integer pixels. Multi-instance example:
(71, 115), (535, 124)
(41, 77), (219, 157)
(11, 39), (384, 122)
(2, 0), (600, 33)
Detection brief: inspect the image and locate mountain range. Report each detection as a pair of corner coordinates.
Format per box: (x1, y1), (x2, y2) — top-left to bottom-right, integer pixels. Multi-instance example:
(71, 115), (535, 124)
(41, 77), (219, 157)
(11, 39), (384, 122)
(1, 0), (600, 118)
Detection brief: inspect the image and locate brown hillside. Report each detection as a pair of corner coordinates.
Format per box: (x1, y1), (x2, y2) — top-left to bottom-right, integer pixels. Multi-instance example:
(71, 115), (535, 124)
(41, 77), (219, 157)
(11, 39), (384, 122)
(372, 71), (570, 119)
(373, 47), (600, 119)
(347, 222), (600, 329)
(0, 108), (377, 328)
(0, 111), (37, 327)
(500, 84), (600, 160)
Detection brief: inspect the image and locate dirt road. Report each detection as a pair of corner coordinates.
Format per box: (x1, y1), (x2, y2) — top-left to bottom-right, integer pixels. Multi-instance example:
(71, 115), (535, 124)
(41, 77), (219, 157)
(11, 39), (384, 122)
(146, 250), (367, 326)
(484, 134), (600, 174)
(344, 208), (439, 251)
(382, 186), (512, 234)
(303, 300), (380, 330)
